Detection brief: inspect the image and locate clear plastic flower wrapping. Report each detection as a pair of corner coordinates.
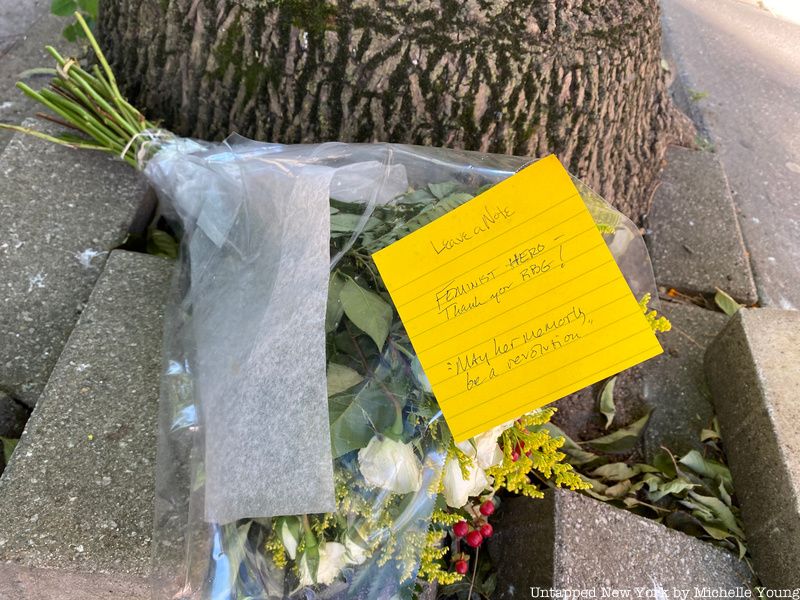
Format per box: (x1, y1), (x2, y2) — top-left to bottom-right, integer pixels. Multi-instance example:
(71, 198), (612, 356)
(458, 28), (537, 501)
(143, 135), (658, 600)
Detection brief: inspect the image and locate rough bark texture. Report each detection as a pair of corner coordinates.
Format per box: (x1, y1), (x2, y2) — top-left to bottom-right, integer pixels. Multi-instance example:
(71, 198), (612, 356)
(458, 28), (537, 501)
(98, 0), (693, 218)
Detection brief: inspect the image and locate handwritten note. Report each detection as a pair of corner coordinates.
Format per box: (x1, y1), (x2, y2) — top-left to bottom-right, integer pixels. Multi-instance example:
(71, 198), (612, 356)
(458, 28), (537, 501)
(371, 155), (663, 442)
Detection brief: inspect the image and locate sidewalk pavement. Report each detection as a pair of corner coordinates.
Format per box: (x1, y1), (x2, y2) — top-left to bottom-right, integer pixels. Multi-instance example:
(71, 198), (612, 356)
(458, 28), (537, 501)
(661, 0), (800, 309)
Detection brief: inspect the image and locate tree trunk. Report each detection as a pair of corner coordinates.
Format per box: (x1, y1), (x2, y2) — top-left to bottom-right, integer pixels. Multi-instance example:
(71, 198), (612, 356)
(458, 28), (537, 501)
(98, 0), (693, 219)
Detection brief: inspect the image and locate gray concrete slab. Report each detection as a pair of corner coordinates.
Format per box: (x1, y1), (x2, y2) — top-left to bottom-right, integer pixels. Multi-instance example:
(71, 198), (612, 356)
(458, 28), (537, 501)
(0, 0), (48, 56)
(489, 489), (753, 594)
(0, 250), (172, 599)
(0, 122), (145, 408)
(0, 8), (77, 155)
(704, 308), (800, 589)
(661, 0), (800, 309)
(635, 301), (728, 459)
(647, 146), (756, 304)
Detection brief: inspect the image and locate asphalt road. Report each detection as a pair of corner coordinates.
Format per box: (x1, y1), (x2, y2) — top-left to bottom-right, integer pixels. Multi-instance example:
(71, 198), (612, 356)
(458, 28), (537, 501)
(661, 0), (800, 309)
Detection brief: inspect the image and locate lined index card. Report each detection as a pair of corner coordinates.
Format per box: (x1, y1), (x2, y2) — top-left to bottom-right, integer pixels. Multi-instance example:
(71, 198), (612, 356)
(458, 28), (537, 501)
(372, 155), (663, 442)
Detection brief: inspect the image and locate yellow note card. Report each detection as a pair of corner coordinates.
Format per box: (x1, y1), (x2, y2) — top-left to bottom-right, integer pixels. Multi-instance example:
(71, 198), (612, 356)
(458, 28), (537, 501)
(371, 155), (663, 443)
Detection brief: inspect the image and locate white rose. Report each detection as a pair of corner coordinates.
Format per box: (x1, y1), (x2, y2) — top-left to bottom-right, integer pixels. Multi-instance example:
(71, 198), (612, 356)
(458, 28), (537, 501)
(442, 456), (489, 508)
(343, 534), (368, 565)
(298, 542), (348, 586)
(456, 426), (505, 470)
(358, 435), (422, 494)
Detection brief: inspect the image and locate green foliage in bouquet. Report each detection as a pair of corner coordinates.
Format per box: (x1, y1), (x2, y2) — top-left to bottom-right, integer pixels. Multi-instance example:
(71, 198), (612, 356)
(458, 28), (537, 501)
(0, 14), (157, 168)
(255, 181), (597, 590)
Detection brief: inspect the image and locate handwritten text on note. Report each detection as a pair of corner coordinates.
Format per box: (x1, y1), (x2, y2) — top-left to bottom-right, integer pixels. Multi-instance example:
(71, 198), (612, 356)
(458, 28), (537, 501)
(371, 155), (663, 442)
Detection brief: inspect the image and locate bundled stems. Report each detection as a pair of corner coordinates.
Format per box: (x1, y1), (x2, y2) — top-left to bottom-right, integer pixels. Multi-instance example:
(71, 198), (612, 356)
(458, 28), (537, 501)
(0, 12), (158, 169)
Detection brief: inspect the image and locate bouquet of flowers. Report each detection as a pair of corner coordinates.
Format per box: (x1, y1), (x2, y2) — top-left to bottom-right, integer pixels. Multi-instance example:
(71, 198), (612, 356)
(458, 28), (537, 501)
(2, 15), (667, 600)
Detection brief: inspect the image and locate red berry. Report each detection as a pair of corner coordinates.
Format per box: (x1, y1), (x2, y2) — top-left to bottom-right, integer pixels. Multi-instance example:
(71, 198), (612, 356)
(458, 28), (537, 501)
(453, 521), (469, 538)
(465, 530), (483, 548)
(511, 450), (520, 462)
(480, 523), (493, 538)
(454, 559), (469, 575)
(479, 500), (495, 516)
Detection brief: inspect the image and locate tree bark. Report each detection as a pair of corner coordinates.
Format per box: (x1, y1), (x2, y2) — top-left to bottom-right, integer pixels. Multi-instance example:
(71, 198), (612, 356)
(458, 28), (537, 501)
(98, 0), (693, 218)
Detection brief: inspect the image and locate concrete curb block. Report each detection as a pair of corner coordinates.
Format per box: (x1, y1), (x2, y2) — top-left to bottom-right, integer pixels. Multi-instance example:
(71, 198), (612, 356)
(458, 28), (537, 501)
(489, 489), (753, 593)
(0, 250), (173, 599)
(647, 146), (757, 304)
(704, 308), (800, 588)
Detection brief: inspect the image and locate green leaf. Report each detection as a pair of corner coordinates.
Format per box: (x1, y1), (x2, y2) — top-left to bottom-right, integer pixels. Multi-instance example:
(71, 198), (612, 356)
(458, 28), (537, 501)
(542, 422), (606, 467)
(647, 477), (696, 502)
(641, 472), (663, 491)
(634, 463), (661, 474)
(1, 437), (19, 464)
(583, 411), (651, 453)
(714, 288), (742, 316)
(579, 474), (609, 495)
(563, 447), (606, 468)
(680, 500), (715, 523)
(622, 496), (647, 509)
(76, 0), (98, 17)
(590, 462), (639, 481)
(482, 573), (497, 597)
(370, 192), (473, 250)
(651, 449), (677, 478)
(326, 363), (363, 396)
(146, 229), (179, 259)
(340, 278), (393, 349)
(736, 538), (747, 560)
(328, 387), (397, 457)
(679, 450), (732, 489)
(51, 0), (78, 16)
(688, 491), (744, 537)
(700, 428), (720, 442)
(330, 212), (380, 234)
(326, 271), (346, 333)
(699, 524), (732, 541)
(428, 181), (459, 200)
(599, 376), (616, 429)
(400, 188), (436, 204)
(302, 542), (320, 584)
(62, 22), (81, 42)
(718, 479), (732, 507)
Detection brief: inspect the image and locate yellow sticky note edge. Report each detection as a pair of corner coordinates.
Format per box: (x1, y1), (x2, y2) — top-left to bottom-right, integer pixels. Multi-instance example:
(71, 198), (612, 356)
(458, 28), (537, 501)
(372, 155), (663, 443)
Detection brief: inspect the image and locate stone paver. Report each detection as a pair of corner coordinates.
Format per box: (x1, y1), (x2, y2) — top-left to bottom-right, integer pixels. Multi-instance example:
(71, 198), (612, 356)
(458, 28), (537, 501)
(0, 0), (48, 56)
(0, 122), (145, 408)
(647, 146), (756, 304)
(489, 489), (753, 595)
(704, 308), (800, 589)
(662, 0), (800, 309)
(0, 250), (172, 599)
(635, 301), (728, 459)
(0, 8), (77, 155)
